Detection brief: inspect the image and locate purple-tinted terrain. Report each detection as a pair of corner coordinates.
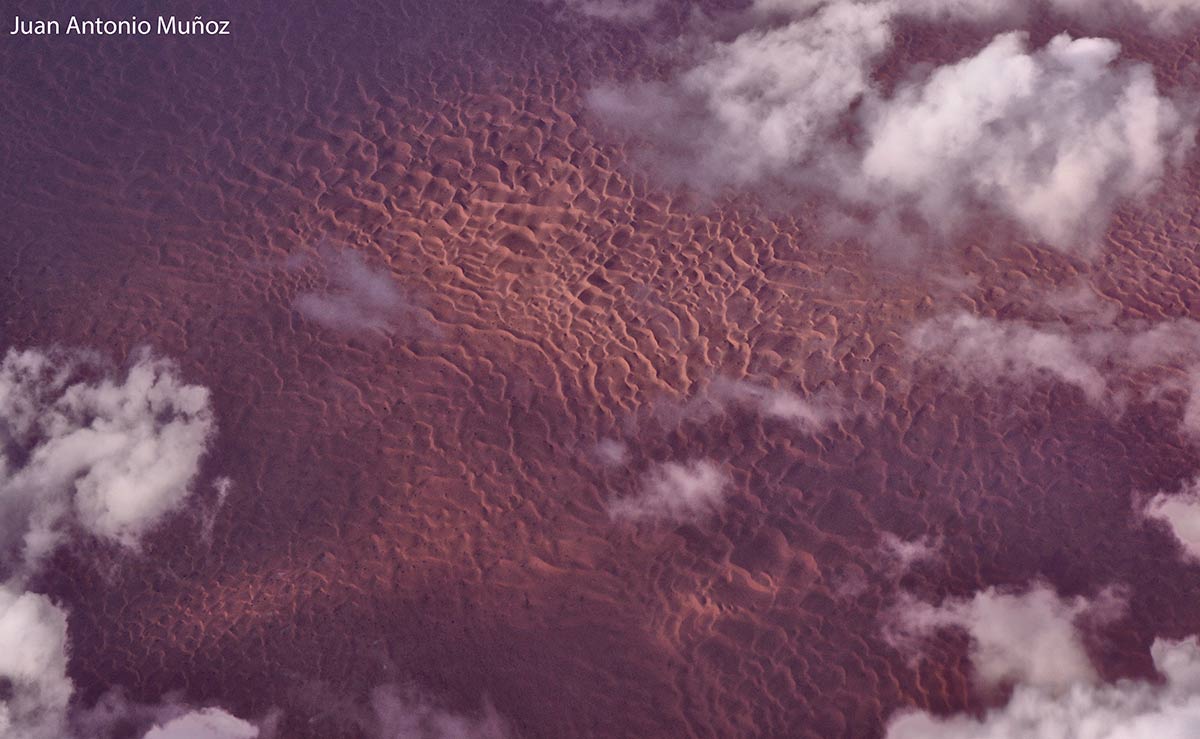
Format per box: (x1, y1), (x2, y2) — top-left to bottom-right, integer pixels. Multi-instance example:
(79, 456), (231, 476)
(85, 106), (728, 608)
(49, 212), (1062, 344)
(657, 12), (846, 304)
(7, 1), (1200, 737)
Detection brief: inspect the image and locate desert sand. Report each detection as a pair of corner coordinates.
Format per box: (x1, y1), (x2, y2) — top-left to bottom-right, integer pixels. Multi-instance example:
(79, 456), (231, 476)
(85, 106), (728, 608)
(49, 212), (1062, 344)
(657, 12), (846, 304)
(5, 0), (1200, 737)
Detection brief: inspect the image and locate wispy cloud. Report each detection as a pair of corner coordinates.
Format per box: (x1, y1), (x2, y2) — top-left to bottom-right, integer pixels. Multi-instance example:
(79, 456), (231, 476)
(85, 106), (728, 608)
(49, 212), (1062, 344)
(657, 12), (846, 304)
(651, 377), (850, 432)
(910, 312), (1200, 436)
(292, 245), (425, 335)
(288, 680), (510, 739)
(708, 378), (849, 431)
(592, 438), (631, 467)
(600, 378), (847, 522)
(541, 0), (661, 21)
(367, 684), (511, 739)
(609, 459), (731, 522)
(879, 533), (940, 576)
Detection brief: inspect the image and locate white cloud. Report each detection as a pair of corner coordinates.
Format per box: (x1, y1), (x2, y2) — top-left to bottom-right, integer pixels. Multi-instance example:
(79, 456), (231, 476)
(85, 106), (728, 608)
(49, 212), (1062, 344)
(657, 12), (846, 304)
(894, 306), (1200, 736)
(293, 246), (415, 334)
(757, 0), (1200, 28)
(0, 546), (268, 739)
(140, 709), (260, 739)
(73, 690), (276, 739)
(708, 378), (847, 431)
(587, 0), (1197, 253)
(1048, 0), (1200, 32)
(890, 583), (1124, 691)
(368, 684), (510, 739)
(593, 438), (631, 467)
(0, 347), (269, 739)
(908, 312), (1120, 405)
(0, 348), (215, 572)
(880, 533), (939, 574)
(602, 380), (841, 523)
(609, 459), (730, 522)
(1144, 477), (1200, 561)
(0, 586), (71, 739)
(887, 636), (1200, 738)
(588, 1), (894, 188)
(196, 476), (233, 545)
(751, 0), (1029, 25)
(653, 377), (848, 432)
(883, 583), (1200, 738)
(856, 31), (1191, 249)
(0, 347), (506, 737)
(1044, 283), (1122, 324)
(542, 0), (660, 20)
(909, 312), (1200, 436)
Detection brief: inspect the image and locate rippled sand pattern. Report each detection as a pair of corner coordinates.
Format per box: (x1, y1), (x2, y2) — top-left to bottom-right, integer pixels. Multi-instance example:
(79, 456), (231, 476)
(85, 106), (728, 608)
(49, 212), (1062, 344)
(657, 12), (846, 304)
(7, 1), (1200, 736)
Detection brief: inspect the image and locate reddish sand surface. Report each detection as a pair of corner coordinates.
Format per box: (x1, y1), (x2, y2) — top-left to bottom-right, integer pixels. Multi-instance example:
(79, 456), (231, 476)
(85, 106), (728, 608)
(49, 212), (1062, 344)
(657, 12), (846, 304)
(6, 1), (1200, 737)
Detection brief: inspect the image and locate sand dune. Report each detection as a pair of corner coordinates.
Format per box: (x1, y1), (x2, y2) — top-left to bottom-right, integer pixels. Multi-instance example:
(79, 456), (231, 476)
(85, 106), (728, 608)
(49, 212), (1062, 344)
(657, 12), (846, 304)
(5, 0), (1200, 737)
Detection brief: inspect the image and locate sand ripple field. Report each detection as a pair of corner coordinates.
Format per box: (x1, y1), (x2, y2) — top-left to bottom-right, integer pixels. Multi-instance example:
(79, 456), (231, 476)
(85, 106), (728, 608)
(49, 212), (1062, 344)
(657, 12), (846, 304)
(5, 1), (1200, 736)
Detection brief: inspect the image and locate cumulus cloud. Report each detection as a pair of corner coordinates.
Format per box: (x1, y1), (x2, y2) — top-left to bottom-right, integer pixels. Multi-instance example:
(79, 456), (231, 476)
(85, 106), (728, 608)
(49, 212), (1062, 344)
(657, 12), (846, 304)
(0, 348), (215, 573)
(0, 347), (270, 739)
(0, 347), (506, 738)
(1143, 477), (1200, 561)
(587, 0), (1197, 253)
(0, 586), (71, 739)
(910, 312), (1200, 435)
(73, 689), (275, 739)
(293, 246), (418, 334)
(609, 459), (730, 522)
(890, 583), (1125, 691)
(857, 31), (1191, 249)
(140, 709), (260, 739)
(887, 591), (1200, 738)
